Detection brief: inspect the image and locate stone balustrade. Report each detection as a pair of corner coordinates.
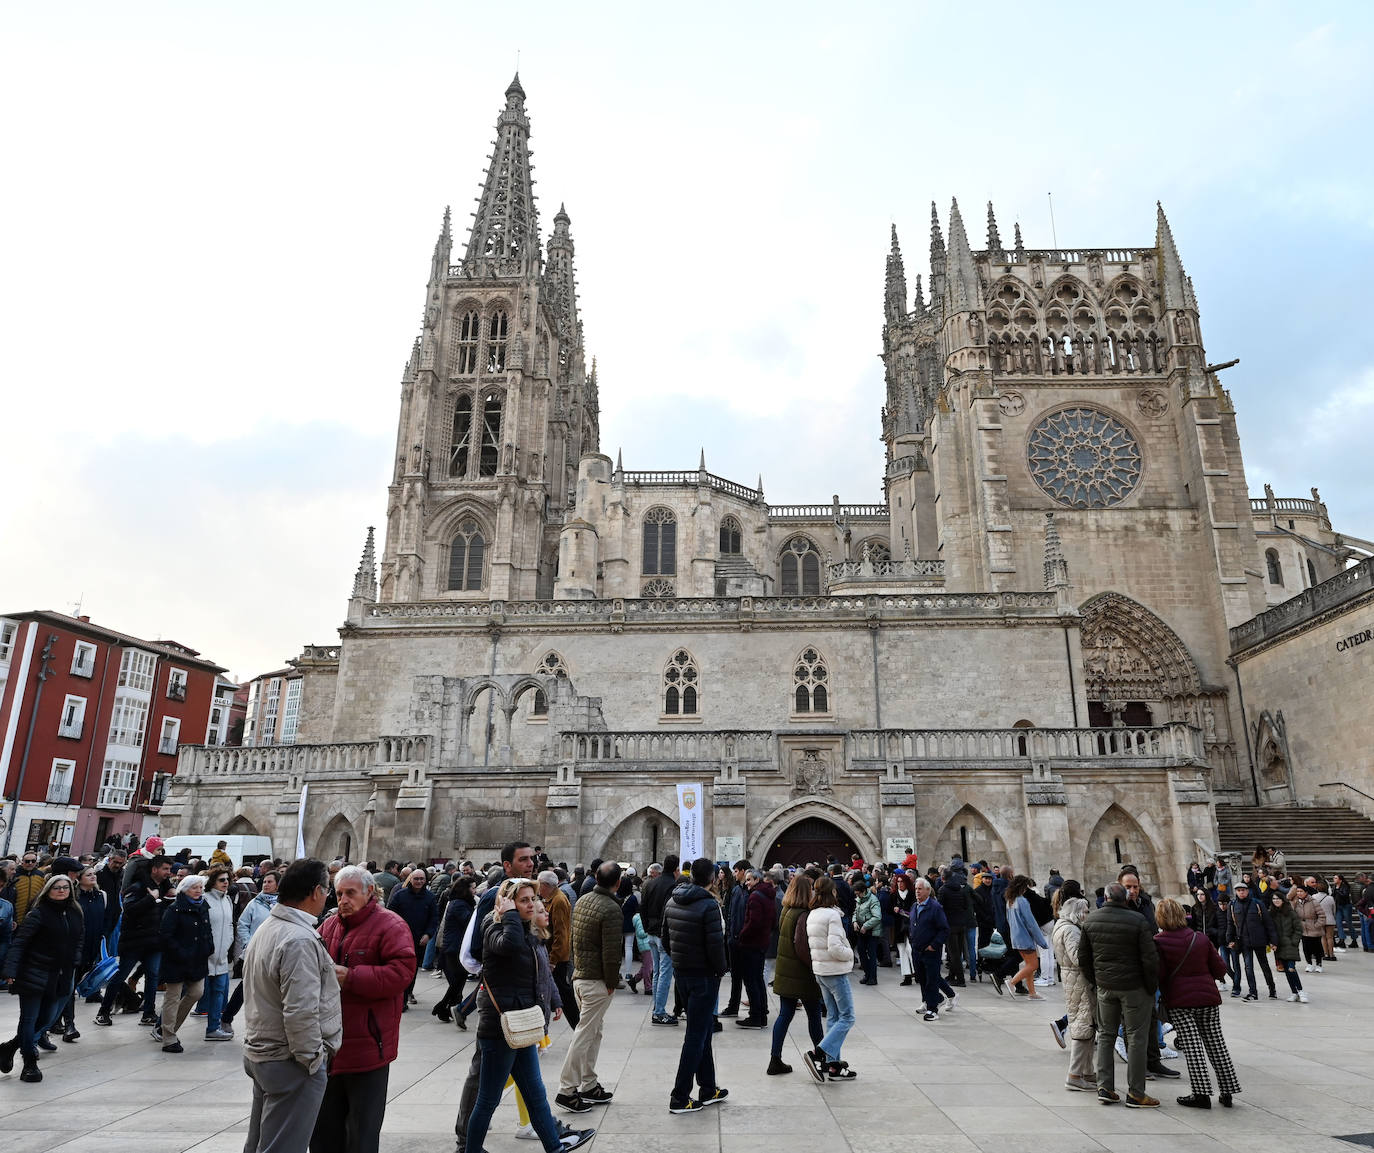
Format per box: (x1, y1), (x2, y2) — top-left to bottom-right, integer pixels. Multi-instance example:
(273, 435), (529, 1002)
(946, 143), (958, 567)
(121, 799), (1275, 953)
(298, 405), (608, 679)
(849, 722), (1204, 765)
(1248, 496), (1327, 518)
(828, 557), (945, 582)
(178, 741), (378, 779)
(562, 730), (773, 766)
(1230, 556), (1373, 652)
(616, 469), (765, 503)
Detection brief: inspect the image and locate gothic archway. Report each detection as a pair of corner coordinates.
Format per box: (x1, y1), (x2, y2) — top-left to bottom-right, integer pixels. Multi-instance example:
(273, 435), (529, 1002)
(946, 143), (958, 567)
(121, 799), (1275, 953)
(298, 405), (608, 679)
(599, 806), (680, 867)
(766, 818), (856, 868)
(1079, 592), (1202, 721)
(1083, 804), (1160, 894)
(750, 798), (878, 868)
(220, 815), (259, 837)
(315, 814), (358, 864)
(932, 804), (1010, 868)
(1253, 710), (1295, 804)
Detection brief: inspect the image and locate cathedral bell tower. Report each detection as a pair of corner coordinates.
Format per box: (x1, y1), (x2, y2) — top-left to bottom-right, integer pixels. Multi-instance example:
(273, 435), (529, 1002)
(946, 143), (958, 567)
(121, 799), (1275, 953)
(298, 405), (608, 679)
(378, 76), (599, 604)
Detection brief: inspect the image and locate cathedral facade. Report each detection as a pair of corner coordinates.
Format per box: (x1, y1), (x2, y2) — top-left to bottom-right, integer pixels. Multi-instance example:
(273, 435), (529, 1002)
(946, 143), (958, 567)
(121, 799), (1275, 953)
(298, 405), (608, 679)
(162, 77), (1354, 894)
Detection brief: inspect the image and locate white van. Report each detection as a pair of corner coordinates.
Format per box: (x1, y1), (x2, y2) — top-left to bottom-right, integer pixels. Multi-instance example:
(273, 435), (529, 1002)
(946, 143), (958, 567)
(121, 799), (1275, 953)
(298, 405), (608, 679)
(161, 835), (274, 866)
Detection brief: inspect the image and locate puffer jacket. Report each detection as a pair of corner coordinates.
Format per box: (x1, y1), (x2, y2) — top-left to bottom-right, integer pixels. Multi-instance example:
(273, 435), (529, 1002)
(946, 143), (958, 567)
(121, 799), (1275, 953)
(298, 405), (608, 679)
(806, 905), (853, 976)
(475, 909), (549, 1042)
(119, 877), (175, 952)
(1078, 901), (1158, 994)
(772, 905), (819, 1000)
(739, 880), (776, 950)
(1314, 891), (1336, 934)
(76, 886), (107, 967)
(1227, 896), (1274, 949)
(1155, 927), (1227, 1008)
(1271, 901), (1302, 962)
(8, 867), (46, 924)
(571, 885), (623, 985)
(439, 895), (475, 958)
(159, 893), (214, 983)
(1292, 891), (1327, 938)
(319, 896), (415, 1072)
(1052, 907), (1094, 1043)
(236, 891), (278, 954)
(206, 887), (236, 976)
(1189, 899), (1227, 949)
(662, 882), (726, 977)
(852, 891), (882, 936)
(2, 897), (83, 996)
(939, 877), (970, 930)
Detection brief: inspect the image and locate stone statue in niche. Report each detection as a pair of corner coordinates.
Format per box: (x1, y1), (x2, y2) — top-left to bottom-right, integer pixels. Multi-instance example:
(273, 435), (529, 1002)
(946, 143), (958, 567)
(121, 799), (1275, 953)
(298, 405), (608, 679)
(409, 443), (423, 472)
(969, 314), (983, 344)
(1088, 254), (1104, 286)
(1174, 315), (1194, 344)
(1203, 703), (1217, 742)
(792, 749), (832, 797)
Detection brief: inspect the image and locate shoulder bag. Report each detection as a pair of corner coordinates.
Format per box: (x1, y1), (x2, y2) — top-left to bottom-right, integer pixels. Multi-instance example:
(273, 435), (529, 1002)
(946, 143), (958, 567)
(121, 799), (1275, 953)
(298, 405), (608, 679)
(1158, 931), (1198, 1022)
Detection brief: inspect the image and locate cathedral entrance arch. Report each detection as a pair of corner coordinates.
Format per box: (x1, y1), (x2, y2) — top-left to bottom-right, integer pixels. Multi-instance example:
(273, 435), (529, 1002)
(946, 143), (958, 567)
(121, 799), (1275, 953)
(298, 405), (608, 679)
(1079, 592), (1202, 727)
(932, 804), (1010, 867)
(1083, 804), (1160, 894)
(599, 807), (679, 867)
(751, 799), (877, 868)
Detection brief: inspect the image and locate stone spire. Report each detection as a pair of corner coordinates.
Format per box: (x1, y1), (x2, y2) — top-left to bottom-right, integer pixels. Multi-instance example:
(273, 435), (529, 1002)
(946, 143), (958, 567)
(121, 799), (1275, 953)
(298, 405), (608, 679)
(986, 201), (1004, 258)
(1156, 202), (1197, 310)
(945, 198), (978, 311)
(912, 273), (925, 315)
(352, 526), (378, 601)
(465, 75), (540, 266)
(430, 205), (452, 286)
(929, 201), (946, 309)
(545, 201), (580, 352)
(1043, 513), (1071, 603)
(885, 223), (908, 323)
(1013, 221), (1025, 261)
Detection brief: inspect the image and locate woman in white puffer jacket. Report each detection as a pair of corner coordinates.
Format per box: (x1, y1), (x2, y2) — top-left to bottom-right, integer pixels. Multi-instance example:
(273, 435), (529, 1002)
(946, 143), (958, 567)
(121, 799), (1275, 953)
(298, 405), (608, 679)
(1051, 894), (1095, 1093)
(200, 865), (237, 1041)
(803, 875), (857, 1082)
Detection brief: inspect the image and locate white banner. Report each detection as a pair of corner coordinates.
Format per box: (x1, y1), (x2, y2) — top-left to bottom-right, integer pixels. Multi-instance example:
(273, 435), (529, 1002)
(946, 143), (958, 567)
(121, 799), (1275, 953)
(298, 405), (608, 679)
(295, 782), (308, 860)
(676, 783), (704, 860)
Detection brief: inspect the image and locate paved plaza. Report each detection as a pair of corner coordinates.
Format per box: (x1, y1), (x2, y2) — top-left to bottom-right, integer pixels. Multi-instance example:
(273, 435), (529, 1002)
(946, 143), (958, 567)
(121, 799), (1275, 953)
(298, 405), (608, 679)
(2, 956), (1372, 1153)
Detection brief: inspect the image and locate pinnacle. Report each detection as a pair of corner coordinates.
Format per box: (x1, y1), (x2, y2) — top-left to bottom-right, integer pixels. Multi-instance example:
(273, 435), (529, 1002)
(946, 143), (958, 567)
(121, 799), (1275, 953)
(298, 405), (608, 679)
(555, 201), (570, 223)
(929, 201), (945, 257)
(890, 222), (901, 253)
(506, 72), (526, 100)
(1013, 221), (1024, 257)
(986, 201), (1003, 253)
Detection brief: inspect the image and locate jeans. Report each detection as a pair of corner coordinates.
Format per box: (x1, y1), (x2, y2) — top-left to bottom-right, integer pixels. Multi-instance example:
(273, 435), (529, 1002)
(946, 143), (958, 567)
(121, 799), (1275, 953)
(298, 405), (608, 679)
(421, 936), (438, 970)
(855, 934), (877, 982)
(1095, 986), (1152, 1097)
(966, 926), (978, 976)
(1237, 945), (1275, 996)
(311, 1066), (390, 1153)
(648, 935), (674, 1016)
(917, 950), (952, 1012)
(244, 1056), (329, 1153)
(16, 991), (67, 1058)
(203, 972), (229, 1032)
(552, 961), (579, 1029)
(99, 947), (161, 1017)
(815, 973), (854, 1063)
(1363, 912), (1374, 950)
(1336, 905), (1353, 943)
(468, 1039), (563, 1153)
(771, 995), (823, 1058)
(736, 945), (767, 1021)
(671, 971), (720, 1104)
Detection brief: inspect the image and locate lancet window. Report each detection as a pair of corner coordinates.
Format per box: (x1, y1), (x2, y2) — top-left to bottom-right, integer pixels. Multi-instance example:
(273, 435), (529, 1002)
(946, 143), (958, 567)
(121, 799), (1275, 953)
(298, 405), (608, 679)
(479, 389), (502, 477)
(531, 651), (569, 718)
(792, 647), (830, 714)
(780, 537), (822, 596)
(643, 507), (677, 576)
(1266, 549), (1283, 586)
(449, 394), (473, 477)
(446, 520), (486, 591)
(719, 515), (742, 555)
(663, 649), (699, 716)
(452, 310), (480, 375)
(487, 310), (509, 373)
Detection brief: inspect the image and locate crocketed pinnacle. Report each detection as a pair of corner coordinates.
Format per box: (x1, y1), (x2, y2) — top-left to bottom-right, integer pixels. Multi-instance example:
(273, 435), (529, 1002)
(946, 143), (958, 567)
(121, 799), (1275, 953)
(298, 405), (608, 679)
(1013, 221), (1024, 260)
(545, 201), (579, 346)
(1043, 512), (1070, 593)
(929, 201), (946, 308)
(352, 526), (378, 601)
(945, 198), (978, 311)
(986, 201), (1003, 256)
(1156, 201), (1196, 311)
(885, 223), (908, 323)
(465, 78), (539, 264)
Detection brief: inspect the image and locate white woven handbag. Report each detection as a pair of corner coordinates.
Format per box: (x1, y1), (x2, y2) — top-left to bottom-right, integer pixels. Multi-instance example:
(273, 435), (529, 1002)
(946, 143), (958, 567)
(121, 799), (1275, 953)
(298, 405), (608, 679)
(500, 1004), (546, 1049)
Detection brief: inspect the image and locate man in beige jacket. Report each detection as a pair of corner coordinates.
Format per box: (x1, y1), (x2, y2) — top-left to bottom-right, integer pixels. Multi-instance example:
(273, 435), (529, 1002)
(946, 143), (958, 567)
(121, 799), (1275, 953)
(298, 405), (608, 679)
(241, 858), (342, 1153)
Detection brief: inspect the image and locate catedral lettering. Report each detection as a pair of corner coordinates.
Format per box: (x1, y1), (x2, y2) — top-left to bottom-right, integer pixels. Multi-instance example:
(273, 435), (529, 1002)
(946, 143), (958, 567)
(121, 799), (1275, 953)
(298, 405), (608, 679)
(1335, 627), (1372, 653)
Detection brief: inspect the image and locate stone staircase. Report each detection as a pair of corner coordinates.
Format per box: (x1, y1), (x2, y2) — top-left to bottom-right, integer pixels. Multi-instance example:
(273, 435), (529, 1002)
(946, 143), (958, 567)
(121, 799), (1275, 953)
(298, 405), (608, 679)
(1215, 804), (1374, 878)
(713, 553), (767, 595)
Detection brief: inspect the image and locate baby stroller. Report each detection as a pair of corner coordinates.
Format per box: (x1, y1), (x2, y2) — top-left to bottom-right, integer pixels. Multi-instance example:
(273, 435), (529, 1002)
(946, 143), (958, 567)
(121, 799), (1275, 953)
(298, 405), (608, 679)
(975, 930), (1007, 982)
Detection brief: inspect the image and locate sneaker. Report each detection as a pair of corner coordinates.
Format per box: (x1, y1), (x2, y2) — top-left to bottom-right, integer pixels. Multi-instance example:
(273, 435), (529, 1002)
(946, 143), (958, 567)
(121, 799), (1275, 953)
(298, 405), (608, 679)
(94, 1013), (113, 1027)
(669, 1098), (705, 1115)
(1147, 1063), (1181, 1079)
(1125, 1092), (1161, 1109)
(1114, 1036), (1128, 1062)
(826, 1061), (858, 1081)
(580, 1084), (614, 1103)
(651, 1013), (679, 1026)
(1230, 988), (1241, 997)
(804, 1049), (827, 1083)
(1297, 990), (1309, 1003)
(991, 971), (1007, 996)
(560, 1128), (596, 1151)
(944, 993), (958, 1013)
(1242, 992), (1258, 1002)
(735, 1018), (768, 1029)
(514, 1124), (539, 1140)
(1315, 965), (1323, 973)
(1034, 976), (1055, 987)
(139, 1013), (158, 1026)
(923, 1009), (938, 1021)
(555, 1092), (594, 1114)
(204, 1029), (234, 1041)
(1050, 1020), (1067, 1049)
(192, 1010), (208, 1017)
(1065, 1075), (1097, 1092)
(161, 1041), (184, 1053)
(1161, 1045), (1181, 1060)
(1287, 993), (1300, 1002)
(696, 1087), (728, 1107)
(150, 1025), (163, 1042)
(1161, 1022), (1175, 1038)
(1304, 963), (1313, 973)
(1097, 1087), (1120, 1105)
(218, 1023), (234, 1037)
(1335, 946), (1347, 953)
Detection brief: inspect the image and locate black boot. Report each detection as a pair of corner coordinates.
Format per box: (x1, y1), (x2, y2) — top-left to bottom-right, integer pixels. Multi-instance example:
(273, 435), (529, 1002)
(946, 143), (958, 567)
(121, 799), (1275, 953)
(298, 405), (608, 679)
(1176, 1093), (1211, 1109)
(19, 1056), (42, 1083)
(899, 975), (913, 987)
(0, 1036), (18, 1075)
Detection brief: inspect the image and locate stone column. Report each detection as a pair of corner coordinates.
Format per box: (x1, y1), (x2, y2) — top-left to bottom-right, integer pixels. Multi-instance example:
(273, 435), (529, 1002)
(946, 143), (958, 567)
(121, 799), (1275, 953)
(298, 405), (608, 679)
(1022, 763), (1070, 883)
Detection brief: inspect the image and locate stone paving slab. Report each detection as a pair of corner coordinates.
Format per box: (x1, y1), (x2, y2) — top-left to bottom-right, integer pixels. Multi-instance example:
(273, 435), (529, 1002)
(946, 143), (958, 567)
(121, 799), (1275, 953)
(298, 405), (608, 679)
(1, 956), (1372, 1152)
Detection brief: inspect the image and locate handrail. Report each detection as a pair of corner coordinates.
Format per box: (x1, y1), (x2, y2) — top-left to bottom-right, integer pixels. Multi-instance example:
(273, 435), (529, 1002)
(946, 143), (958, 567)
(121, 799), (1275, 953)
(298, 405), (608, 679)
(1319, 781), (1374, 805)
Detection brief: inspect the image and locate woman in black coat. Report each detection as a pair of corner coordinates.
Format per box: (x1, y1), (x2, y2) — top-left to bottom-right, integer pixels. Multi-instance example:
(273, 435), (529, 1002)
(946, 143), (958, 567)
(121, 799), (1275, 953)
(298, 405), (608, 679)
(433, 876), (476, 1024)
(157, 874), (214, 1053)
(0, 874), (84, 1082)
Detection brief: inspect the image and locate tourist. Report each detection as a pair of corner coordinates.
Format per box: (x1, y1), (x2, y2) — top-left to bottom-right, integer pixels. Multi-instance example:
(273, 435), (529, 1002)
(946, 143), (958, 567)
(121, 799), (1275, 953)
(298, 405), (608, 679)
(1225, 880), (1276, 1000)
(155, 873), (214, 1053)
(312, 865), (416, 1153)
(1310, 878), (1337, 961)
(618, 871), (641, 990)
(8, 850), (45, 924)
(1154, 897), (1240, 1109)
(465, 878), (595, 1152)
(1331, 874), (1354, 949)
(388, 865), (438, 1010)
(221, 870), (279, 1031)
(119, 835), (165, 891)
(720, 860), (750, 1018)
(662, 856), (730, 1113)
(93, 850), (127, 944)
(373, 861), (402, 902)
(805, 873), (857, 1081)
(0, 874), (84, 1082)
(736, 868), (776, 1024)
(1004, 875), (1048, 999)
(434, 875), (477, 1025)
(639, 855), (679, 1025)
(1079, 881), (1159, 1108)
(242, 858), (341, 1153)
(202, 865), (237, 1041)
(910, 876), (954, 1021)
(211, 840), (234, 868)
(95, 855), (173, 1026)
(852, 877), (881, 985)
(1269, 889), (1307, 1003)
(63, 866), (106, 1039)
(767, 870), (824, 1075)
(1291, 881), (1327, 972)
(1051, 894), (1095, 1092)
(938, 862), (971, 986)
(555, 860), (621, 1113)
(892, 871), (917, 985)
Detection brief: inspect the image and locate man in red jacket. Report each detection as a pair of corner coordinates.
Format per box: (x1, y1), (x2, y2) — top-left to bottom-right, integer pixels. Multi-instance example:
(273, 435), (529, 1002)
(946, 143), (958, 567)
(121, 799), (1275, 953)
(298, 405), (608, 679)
(312, 865), (417, 1153)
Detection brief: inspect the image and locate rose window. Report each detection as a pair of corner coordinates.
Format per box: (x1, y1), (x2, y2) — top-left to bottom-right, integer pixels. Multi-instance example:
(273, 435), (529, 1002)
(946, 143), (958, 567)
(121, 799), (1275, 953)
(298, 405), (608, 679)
(1027, 407), (1142, 509)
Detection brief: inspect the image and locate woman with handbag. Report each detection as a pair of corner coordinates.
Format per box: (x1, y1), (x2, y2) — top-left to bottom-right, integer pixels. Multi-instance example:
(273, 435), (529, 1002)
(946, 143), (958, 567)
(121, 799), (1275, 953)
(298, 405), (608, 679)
(466, 878), (595, 1153)
(1154, 897), (1241, 1109)
(766, 871), (824, 1075)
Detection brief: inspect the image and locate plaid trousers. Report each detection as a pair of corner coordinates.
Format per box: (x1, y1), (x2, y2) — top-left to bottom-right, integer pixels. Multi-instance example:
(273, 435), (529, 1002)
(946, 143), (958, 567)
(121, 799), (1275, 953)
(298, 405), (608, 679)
(1168, 1004), (1241, 1096)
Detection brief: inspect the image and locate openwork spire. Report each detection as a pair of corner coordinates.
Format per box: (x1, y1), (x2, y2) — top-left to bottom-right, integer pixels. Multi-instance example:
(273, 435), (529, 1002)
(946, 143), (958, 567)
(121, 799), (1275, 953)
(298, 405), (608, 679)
(1156, 202), (1197, 311)
(986, 201), (1004, 257)
(352, 526), (378, 601)
(545, 201), (580, 350)
(929, 201), (946, 307)
(465, 75), (540, 266)
(430, 205), (452, 285)
(885, 223), (908, 323)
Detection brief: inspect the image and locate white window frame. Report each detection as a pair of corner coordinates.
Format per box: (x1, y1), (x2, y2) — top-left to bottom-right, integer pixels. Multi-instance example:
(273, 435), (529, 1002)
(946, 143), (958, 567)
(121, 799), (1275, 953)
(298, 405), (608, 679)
(58, 694), (87, 739)
(47, 758), (76, 804)
(107, 693), (149, 749)
(279, 679), (302, 745)
(167, 667), (188, 701)
(71, 641), (97, 678)
(0, 621), (16, 663)
(118, 648), (156, 691)
(158, 716), (181, 756)
(98, 758), (139, 810)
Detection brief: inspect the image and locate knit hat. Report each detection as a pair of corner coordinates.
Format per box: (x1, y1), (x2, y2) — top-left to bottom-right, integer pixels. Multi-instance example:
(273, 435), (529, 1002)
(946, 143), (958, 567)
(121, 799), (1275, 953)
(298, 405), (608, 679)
(143, 836), (165, 853)
(51, 857), (82, 875)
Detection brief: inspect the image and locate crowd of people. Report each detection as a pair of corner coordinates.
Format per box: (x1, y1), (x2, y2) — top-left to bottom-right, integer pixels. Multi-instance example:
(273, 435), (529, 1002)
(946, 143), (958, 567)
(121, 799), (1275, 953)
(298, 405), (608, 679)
(0, 837), (1369, 1148)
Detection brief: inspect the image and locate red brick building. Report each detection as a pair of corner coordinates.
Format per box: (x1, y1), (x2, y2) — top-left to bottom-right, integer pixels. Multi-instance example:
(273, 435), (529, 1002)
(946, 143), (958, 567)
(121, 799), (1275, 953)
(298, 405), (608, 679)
(0, 611), (226, 855)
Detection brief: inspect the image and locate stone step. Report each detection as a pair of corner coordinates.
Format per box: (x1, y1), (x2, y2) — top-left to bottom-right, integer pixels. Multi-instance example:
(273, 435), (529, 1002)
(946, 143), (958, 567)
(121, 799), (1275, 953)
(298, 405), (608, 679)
(1214, 804), (1374, 876)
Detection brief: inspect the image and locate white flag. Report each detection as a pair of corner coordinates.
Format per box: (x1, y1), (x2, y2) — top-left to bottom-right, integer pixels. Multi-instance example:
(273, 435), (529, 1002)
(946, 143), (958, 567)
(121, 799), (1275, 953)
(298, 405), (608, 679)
(676, 783), (703, 860)
(295, 782), (308, 860)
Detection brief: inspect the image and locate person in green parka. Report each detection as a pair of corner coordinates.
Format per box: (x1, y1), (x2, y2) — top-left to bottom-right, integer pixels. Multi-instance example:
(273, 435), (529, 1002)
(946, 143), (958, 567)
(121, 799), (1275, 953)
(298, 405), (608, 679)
(767, 871), (825, 1076)
(1269, 889), (1307, 1003)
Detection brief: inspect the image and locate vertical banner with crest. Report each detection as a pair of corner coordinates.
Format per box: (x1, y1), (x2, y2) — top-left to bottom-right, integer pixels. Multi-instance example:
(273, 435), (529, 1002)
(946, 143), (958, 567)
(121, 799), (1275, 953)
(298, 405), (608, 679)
(676, 782), (704, 860)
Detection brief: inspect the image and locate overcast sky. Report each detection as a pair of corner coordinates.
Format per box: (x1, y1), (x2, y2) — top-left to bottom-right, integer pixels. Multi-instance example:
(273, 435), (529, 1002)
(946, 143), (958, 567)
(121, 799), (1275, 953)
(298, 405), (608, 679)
(3, 2), (1372, 682)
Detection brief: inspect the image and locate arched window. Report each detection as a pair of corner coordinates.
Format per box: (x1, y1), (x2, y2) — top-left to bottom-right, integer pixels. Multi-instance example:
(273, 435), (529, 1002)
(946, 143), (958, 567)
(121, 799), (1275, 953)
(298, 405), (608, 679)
(792, 647), (830, 714)
(663, 649), (699, 716)
(781, 537), (822, 596)
(538, 651), (569, 679)
(1265, 548), (1283, 586)
(1307, 557), (1317, 587)
(479, 390), (502, 477)
(487, 310), (509, 373)
(453, 310), (480, 375)
(719, 515), (742, 555)
(531, 689), (548, 717)
(446, 520), (485, 591)
(449, 393), (473, 477)
(643, 507), (677, 576)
